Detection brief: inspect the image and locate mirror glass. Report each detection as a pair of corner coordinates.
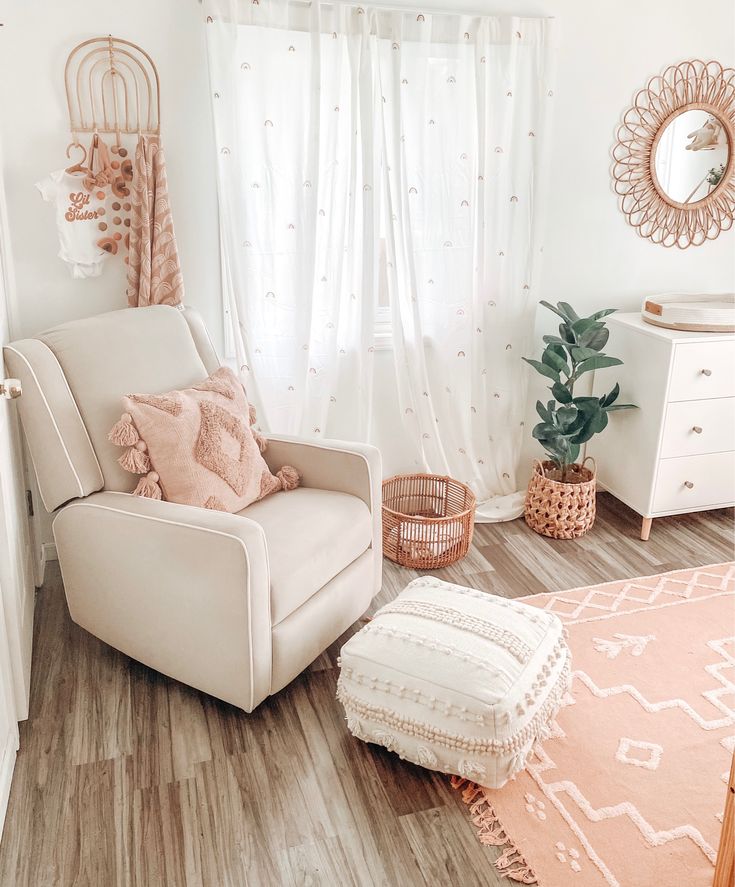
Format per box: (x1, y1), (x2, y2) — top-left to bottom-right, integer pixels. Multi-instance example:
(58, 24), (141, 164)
(654, 109), (730, 204)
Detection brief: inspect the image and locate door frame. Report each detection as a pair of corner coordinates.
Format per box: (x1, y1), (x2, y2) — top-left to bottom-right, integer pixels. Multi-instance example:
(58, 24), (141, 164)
(0, 131), (35, 721)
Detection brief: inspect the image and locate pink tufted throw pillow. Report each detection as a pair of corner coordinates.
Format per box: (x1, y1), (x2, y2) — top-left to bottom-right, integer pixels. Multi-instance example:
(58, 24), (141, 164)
(108, 366), (299, 512)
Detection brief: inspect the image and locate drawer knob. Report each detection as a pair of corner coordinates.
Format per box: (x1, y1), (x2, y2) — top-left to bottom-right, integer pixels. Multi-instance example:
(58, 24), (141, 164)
(701, 368), (712, 377)
(692, 426), (703, 434)
(684, 481), (694, 489)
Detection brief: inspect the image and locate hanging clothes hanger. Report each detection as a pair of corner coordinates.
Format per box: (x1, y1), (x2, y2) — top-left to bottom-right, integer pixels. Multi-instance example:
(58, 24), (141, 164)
(65, 138), (89, 175)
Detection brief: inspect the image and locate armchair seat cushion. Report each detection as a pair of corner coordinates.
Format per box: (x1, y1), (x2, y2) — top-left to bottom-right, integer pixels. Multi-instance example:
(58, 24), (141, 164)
(240, 487), (372, 625)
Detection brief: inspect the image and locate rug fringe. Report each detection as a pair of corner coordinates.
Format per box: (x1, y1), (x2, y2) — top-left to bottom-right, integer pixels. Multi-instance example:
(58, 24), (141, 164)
(451, 776), (538, 885)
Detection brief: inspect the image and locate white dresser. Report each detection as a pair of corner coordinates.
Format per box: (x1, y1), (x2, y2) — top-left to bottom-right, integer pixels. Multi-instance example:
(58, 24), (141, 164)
(589, 313), (735, 540)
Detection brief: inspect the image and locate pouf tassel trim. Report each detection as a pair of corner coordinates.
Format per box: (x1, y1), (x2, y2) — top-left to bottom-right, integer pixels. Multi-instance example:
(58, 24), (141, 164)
(337, 656), (571, 756)
(378, 599), (533, 664)
(361, 622), (559, 678)
(509, 750), (529, 777)
(339, 666), (487, 724)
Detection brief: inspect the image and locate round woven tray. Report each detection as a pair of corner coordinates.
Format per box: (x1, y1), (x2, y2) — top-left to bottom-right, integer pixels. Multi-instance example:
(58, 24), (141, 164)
(524, 458), (597, 540)
(382, 474), (477, 569)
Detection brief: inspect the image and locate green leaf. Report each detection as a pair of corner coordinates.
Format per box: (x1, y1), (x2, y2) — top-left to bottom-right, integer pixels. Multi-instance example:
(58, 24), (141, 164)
(568, 414), (601, 445)
(573, 396), (605, 412)
(588, 410), (609, 434)
(551, 381), (572, 404)
(571, 346), (601, 362)
(557, 302), (580, 322)
(540, 300), (571, 322)
(535, 400), (551, 422)
(599, 382), (620, 407)
(575, 355), (623, 376)
(567, 407), (590, 431)
(579, 326), (610, 351)
(542, 335), (567, 347)
(590, 308), (617, 321)
(547, 437), (579, 466)
(555, 406), (579, 430)
(542, 346), (569, 375)
(547, 343), (568, 359)
(532, 422), (557, 441)
(571, 318), (600, 337)
(605, 403), (637, 411)
(559, 322), (575, 344)
(523, 357), (561, 382)
(570, 421), (597, 444)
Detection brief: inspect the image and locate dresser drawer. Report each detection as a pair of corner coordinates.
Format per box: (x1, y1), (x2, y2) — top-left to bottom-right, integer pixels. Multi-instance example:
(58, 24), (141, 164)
(668, 340), (735, 401)
(653, 452), (735, 514)
(661, 398), (735, 458)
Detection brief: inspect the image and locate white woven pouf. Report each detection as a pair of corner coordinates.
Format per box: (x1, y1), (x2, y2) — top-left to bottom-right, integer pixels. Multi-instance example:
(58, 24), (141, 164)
(337, 576), (571, 788)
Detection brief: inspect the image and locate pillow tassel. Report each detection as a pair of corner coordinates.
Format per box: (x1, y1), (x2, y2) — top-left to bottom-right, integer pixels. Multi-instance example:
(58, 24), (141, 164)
(248, 404), (268, 452)
(133, 471), (162, 499)
(108, 412), (140, 446)
(118, 443), (151, 474)
(252, 428), (268, 453)
(276, 465), (301, 491)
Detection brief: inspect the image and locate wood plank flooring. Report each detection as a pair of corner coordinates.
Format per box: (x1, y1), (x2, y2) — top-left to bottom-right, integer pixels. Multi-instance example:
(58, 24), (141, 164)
(0, 494), (732, 886)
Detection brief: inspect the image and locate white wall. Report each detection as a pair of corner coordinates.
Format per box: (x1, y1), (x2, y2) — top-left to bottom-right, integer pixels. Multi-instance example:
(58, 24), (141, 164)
(517, 0), (735, 472)
(0, 0), (222, 347)
(1, 0), (734, 539)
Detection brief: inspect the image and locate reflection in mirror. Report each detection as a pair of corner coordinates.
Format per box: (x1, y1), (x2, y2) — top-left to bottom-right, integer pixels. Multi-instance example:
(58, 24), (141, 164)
(654, 110), (730, 204)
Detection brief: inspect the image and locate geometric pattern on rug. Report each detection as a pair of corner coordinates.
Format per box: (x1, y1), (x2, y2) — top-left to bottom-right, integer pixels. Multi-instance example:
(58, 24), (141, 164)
(615, 739), (663, 771)
(454, 563), (735, 887)
(539, 566), (734, 623)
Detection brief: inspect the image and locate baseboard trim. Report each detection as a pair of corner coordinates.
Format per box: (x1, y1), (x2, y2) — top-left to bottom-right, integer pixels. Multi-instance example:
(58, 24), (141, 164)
(36, 542), (58, 588)
(0, 732), (17, 842)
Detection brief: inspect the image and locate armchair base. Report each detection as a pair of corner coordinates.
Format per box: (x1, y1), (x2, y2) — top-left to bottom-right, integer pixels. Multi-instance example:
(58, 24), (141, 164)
(271, 550), (374, 694)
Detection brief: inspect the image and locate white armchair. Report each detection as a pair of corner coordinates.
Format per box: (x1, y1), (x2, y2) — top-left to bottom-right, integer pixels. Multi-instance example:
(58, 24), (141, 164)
(4, 305), (381, 712)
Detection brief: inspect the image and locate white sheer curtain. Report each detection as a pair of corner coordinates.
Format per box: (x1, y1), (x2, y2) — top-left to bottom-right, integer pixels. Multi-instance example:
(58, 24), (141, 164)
(376, 15), (557, 520)
(206, 2), (556, 520)
(206, 0), (379, 439)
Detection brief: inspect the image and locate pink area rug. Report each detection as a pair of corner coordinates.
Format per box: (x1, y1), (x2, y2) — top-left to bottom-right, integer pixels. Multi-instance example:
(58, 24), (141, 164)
(454, 563), (735, 887)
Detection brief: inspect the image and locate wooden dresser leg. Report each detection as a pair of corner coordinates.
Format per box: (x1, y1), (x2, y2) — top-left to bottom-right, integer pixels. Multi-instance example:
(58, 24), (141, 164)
(713, 752), (735, 887)
(640, 517), (653, 541)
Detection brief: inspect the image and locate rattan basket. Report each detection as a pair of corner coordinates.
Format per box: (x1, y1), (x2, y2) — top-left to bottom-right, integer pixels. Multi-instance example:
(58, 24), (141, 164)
(382, 474), (477, 569)
(524, 458), (597, 540)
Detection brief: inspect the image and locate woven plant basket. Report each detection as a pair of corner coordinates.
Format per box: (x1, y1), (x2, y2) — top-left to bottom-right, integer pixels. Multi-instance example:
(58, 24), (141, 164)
(382, 474), (476, 569)
(524, 457), (597, 540)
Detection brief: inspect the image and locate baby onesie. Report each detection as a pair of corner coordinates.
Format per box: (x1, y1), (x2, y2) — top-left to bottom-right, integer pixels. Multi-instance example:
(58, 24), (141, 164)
(36, 170), (109, 279)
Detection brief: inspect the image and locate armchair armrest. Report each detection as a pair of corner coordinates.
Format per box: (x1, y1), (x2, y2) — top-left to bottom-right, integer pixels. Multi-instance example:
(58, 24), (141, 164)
(53, 491), (271, 712)
(263, 436), (382, 590)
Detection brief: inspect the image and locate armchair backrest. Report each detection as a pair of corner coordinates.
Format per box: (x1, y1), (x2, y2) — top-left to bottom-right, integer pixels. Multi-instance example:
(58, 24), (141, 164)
(3, 305), (220, 511)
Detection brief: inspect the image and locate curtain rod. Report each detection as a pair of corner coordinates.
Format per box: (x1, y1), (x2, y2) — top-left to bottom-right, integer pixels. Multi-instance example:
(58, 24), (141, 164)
(198, 0), (554, 22)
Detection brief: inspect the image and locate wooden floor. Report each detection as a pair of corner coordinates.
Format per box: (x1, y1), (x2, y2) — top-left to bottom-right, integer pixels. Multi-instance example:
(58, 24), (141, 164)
(0, 494), (732, 887)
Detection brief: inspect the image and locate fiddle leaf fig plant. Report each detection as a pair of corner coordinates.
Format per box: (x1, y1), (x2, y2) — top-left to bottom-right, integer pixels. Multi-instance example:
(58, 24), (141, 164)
(523, 301), (636, 481)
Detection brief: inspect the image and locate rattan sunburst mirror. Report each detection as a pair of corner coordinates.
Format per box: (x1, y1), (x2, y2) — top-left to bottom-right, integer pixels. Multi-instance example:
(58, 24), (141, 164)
(613, 60), (735, 248)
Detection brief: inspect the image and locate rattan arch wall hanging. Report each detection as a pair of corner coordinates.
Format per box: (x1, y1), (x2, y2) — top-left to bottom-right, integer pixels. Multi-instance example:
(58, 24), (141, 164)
(612, 60), (735, 248)
(64, 36), (160, 142)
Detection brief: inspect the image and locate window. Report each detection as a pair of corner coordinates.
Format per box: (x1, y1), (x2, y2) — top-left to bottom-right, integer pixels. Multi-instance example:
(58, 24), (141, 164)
(374, 176), (392, 348)
(375, 234), (392, 348)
